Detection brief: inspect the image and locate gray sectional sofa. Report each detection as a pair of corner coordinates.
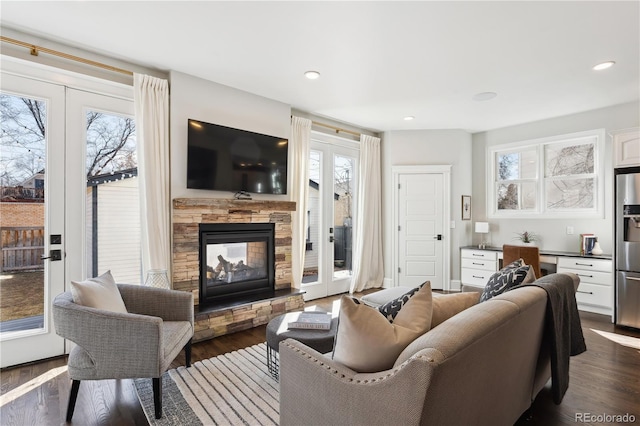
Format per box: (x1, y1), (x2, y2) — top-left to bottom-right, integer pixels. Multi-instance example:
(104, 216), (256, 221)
(279, 273), (580, 426)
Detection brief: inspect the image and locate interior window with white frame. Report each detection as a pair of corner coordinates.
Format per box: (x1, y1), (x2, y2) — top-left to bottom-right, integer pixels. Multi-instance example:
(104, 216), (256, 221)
(488, 129), (604, 218)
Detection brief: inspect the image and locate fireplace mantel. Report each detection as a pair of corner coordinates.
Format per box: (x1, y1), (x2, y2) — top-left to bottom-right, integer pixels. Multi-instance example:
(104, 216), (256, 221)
(172, 197), (301, 342)
(173, 198), (296, 212)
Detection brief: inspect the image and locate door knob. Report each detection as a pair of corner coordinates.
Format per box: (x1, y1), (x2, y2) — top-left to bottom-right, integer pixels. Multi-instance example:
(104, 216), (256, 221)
(41, 249), (62, 261)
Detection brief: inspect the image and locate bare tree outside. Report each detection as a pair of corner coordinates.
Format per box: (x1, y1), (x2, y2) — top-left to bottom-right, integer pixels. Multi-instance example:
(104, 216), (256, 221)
(0, 95), (46, 185)
(1, 94), (136, 187)
(84, 110), (136, 177)
(545, 143), (594, 209)
(494, 140), (596, 213)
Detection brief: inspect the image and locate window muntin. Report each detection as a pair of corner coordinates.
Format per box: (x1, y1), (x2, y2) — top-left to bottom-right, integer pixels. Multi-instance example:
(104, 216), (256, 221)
(488, 130), (604, 218)
(543, 139), (596, 211)
(495, 148), (538, 211)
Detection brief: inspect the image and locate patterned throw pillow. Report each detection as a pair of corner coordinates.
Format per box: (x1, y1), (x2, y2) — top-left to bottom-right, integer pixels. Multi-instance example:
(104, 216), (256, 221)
(480, 259), (535, 302)
(378, 282), (426, 322)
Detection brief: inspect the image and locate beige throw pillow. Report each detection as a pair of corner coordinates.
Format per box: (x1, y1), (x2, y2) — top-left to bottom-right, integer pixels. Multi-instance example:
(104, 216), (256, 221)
(70, 270), (128, 313)
(431, 292), (481, 328)
(333, 281), (433, 373)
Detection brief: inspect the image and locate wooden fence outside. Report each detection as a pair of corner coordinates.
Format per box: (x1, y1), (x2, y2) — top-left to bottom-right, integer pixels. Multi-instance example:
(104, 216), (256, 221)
(1, 227), (45, 272)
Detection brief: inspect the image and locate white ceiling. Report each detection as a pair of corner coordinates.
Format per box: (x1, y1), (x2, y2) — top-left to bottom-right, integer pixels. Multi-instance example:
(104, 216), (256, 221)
(1, 1), (638, 133)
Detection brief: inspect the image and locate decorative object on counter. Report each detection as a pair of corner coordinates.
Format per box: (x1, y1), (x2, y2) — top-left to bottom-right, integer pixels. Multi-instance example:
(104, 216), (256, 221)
(234, 190), (252, 200)
(514, 231), (537, 246)
(144, 269), (171, 289)
(461, 195), (471, 220)
(591, 238), (604, 256)
(475, 222), (489, 249)
(580, 233), (596, 255)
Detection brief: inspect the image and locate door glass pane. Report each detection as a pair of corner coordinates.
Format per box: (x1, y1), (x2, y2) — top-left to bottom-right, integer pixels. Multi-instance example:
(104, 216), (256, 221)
(333, 155), (354, 280)
(303, 150), (321, 284)
(84, 110), (141, 283)
(0, 93), (46, 333)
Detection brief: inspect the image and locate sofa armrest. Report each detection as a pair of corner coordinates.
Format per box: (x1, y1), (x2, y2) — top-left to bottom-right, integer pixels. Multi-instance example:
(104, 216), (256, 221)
(117, 284), (194, 326)
(279, 339), (434, 426)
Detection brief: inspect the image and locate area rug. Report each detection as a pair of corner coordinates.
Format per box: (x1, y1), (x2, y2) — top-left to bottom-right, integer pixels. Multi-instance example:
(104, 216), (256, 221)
(134, 343), (279, 425)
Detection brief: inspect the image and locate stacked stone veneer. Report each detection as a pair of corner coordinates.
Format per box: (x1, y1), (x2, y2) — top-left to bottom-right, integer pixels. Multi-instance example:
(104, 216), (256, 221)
(172, 198), (303, 342)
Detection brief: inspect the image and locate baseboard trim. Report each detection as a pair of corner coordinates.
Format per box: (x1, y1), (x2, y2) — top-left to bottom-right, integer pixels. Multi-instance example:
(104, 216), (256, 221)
(449, 279), (461, 292)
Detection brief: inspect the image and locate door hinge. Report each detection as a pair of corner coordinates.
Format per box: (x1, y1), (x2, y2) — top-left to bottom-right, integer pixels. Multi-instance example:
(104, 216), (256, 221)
(398, 267), (401, 273)
(398, 183), (401, 189)
(398, 225), (401, 231)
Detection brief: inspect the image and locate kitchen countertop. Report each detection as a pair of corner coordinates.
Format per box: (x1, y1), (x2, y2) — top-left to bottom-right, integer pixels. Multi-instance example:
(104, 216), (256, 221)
(461, 245), (612, 260)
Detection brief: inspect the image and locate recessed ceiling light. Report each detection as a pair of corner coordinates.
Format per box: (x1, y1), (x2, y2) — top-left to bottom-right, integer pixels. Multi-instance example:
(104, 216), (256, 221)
(593, 61), (615, 71)
(304, 70), (320, 80)
(404, 116), (415, 121)
(472, 92), (498, 102)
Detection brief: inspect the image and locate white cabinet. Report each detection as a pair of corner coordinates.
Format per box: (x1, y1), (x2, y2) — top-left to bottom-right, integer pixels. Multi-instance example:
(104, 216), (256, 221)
(613, 128), (640, 168)
(557, 257), (613, 316)
(460, 249), (498, 290)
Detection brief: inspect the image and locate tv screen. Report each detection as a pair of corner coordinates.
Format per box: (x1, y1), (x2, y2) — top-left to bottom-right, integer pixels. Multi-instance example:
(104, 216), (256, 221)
(187, 119), (288, 194)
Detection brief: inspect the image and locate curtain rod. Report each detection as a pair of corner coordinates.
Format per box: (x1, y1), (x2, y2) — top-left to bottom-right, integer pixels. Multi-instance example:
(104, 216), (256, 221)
(293, 116), (361, 137)
(1, 36), (134, 77)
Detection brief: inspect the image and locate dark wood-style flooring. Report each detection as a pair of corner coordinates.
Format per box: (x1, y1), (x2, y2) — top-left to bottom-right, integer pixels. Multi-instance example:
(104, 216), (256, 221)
(1, 291), (639, 426)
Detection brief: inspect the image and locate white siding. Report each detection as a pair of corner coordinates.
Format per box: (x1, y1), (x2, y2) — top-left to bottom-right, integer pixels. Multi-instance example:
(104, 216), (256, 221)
(304, 187), (320, 270)
(96, 178), (141, 284)
(85, 187), (93, 276)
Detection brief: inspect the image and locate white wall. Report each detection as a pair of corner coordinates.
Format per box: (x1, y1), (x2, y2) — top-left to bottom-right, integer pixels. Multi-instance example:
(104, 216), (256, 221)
(169, 71), (291, 200)
(472, 101), (640, 256)
(381, 130), (473, 286)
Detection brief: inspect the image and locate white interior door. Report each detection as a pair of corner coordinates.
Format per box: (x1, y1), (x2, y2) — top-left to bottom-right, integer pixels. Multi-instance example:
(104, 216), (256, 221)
(0, 73), (66, 367)
(302, 137), (359, 300)
(395, 167), (451, 290)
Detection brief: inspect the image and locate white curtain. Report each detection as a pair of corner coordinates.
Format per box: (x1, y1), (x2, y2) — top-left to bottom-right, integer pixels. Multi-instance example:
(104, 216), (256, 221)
(134, 74), (171, 282)
(350, 134), (384, 293)
(290, 116), (312, 289)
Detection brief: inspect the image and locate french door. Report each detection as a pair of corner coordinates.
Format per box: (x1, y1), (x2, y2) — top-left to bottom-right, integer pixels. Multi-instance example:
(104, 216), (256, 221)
(0, 73), (66, 367)
(302, 136), (359, 300)
(0, 59), (136, 367)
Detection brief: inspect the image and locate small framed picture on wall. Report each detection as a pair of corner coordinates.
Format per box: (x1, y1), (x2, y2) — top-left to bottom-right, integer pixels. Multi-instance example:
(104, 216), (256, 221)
(462, 195), (471, 220)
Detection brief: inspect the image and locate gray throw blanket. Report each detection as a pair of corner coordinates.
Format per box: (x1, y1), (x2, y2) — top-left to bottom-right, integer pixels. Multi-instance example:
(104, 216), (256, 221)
(515, 274), (587, 404)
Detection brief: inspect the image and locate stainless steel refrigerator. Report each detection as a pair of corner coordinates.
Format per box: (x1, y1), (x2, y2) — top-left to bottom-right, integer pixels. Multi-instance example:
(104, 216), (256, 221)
(616, 171), (640, 329)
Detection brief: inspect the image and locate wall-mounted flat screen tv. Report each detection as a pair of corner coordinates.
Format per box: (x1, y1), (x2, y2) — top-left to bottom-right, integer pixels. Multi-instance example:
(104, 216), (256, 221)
(187, 119), (288, 194)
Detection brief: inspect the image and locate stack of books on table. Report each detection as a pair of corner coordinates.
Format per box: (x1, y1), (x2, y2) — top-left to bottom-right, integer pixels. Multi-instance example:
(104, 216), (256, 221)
(287, 312), (331, 330)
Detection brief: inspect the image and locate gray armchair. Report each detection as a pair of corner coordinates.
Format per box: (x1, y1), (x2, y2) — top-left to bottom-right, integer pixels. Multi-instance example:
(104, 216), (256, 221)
(52, 283), (194, 421)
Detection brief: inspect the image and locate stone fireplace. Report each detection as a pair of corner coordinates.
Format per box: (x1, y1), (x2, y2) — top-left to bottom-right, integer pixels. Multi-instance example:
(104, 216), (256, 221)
(199, 222), (275, 305)
(172, 198), (303, 342)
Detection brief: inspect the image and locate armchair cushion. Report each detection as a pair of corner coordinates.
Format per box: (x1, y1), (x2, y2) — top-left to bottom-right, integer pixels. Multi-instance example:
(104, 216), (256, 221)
(332, 281), (433, 373)
(162, 321), (193, 366)
(70, 270), (127, 313)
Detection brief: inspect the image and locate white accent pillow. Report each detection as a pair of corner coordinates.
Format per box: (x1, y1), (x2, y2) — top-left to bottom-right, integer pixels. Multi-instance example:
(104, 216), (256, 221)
(70, 270), (128, 313)
(333, 281), (433, 373)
